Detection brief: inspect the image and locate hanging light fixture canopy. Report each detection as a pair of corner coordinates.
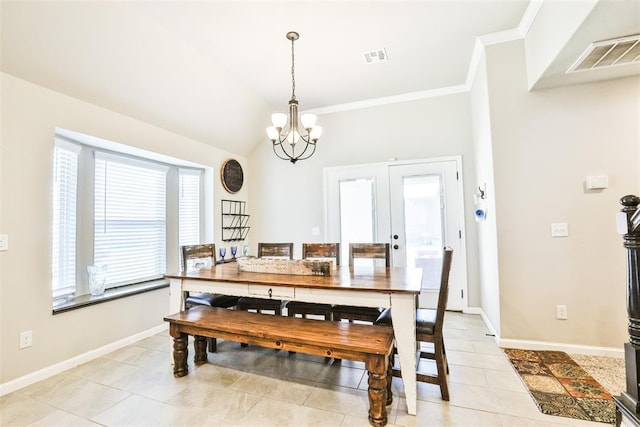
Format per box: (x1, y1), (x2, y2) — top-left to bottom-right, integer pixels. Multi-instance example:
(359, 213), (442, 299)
(266, 31), (322, 164)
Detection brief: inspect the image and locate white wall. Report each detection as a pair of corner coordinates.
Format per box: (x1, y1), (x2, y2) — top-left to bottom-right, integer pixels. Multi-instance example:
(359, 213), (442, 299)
(469, 52), (502, 337)
(524, 0), (597, 90)
(0, 73), (248, 384)
(485, 40), (639, 348)
(248, 94), (481, 306)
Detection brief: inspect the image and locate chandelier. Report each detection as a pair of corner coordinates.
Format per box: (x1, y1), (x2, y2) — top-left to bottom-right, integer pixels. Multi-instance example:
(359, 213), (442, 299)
(266, 31), (322, 164)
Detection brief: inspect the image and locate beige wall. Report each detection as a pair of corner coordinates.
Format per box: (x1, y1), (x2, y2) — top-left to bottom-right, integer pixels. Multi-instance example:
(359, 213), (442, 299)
(0, 73), (248, 384)
(485, 40), (639, 348)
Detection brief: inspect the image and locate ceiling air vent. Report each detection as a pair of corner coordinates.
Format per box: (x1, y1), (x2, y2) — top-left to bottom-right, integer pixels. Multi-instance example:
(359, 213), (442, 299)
(363, 48), (388, 64)
(568, 34), (640, 73)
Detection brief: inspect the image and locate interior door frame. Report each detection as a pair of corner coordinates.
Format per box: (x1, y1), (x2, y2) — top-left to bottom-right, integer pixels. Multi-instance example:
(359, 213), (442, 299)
(323, 156), (468, 311)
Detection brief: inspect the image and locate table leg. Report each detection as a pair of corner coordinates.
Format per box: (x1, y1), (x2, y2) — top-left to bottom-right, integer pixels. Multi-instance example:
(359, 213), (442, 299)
(169, 278), (183, 314)
(390, 294), (417, 416)
(168, 278), (184, 358)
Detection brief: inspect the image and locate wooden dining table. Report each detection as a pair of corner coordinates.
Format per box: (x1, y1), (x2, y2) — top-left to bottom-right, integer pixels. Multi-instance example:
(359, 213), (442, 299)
(165, 260), (423, 416)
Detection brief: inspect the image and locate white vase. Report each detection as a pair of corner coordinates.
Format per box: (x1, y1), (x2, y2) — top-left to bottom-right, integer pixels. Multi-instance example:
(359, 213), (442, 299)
(87, 265), (107, 296)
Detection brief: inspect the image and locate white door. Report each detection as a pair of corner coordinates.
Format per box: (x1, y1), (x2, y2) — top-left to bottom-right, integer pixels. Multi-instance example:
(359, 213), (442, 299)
(389, 160), (465, 310)
(324, 157), (466, 311)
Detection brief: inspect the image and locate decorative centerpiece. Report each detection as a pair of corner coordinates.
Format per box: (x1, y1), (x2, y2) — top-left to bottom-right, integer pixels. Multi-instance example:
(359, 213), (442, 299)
(236, 257), (333, 277)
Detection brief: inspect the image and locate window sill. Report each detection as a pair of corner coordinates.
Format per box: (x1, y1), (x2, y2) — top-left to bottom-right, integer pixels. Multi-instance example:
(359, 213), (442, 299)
(52, 279), (169, 315)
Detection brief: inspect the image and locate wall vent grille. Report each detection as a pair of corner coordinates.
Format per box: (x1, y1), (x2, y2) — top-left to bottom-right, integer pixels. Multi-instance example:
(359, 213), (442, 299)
(568, 34), (640, 73)
(363, 48), (388, 64)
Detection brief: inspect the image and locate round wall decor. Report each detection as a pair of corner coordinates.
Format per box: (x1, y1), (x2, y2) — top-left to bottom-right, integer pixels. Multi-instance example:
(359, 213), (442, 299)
(221, 159), (244, 193)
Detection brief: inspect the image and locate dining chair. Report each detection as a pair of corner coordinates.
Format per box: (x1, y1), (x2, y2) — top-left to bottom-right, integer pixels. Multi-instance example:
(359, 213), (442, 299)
(375, 246), (453, 401)
(181, 243), (239, 352)
(286, 243), (340, 320)
(236, 242), (293, 315)
(330, 243), (390, 323)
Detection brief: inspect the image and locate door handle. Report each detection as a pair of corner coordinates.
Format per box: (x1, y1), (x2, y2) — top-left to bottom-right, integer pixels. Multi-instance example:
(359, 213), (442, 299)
(393, 244), (399, 250)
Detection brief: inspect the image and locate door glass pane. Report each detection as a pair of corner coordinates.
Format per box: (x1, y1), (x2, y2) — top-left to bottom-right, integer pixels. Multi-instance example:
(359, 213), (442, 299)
(403, 175), (443, 289)
(339, 179), (375, 266)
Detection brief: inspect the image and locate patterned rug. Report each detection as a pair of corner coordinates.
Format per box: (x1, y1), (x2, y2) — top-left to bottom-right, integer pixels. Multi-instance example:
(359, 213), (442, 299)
(503, 348), (616, 424)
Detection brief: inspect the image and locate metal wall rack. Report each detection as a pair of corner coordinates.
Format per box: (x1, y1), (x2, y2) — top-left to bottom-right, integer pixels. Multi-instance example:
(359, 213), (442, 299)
(221, 199), (250, 242)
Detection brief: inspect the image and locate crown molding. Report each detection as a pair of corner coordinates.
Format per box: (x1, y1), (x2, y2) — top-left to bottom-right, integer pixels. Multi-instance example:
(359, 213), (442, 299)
(307, 85), (469, 115)
(309, 0), (544, 116)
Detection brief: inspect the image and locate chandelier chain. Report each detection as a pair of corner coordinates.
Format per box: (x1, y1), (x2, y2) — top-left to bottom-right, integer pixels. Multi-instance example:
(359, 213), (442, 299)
(290, 36), (296, 100)
(266, 31), (321, 164)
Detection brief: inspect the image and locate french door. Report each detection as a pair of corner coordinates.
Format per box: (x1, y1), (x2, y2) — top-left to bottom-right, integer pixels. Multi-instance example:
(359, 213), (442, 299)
(324, 157), (466, 310)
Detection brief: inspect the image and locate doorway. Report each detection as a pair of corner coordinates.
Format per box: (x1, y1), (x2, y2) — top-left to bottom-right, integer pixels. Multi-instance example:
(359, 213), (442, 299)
(324, 157), (466, 310)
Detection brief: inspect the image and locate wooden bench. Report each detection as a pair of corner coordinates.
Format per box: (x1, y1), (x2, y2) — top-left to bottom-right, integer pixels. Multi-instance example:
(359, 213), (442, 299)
(164, 306), (395, 426)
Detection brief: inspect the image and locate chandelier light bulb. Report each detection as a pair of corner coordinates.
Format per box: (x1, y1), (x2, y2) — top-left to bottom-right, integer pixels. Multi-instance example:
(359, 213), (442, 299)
(286, 130), (301, 145)
(266, 126), (279, 142)
(271, 113), (287, 129)
(310, 126), (323, 141)
(300, 113), (317, 130)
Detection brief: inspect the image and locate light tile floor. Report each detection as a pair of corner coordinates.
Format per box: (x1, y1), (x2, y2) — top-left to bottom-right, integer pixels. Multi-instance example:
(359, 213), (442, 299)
(0, 312), (613, 426)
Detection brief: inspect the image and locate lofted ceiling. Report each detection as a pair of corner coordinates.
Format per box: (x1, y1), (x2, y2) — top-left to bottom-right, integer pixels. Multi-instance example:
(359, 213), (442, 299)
(1, 1), (639, 156)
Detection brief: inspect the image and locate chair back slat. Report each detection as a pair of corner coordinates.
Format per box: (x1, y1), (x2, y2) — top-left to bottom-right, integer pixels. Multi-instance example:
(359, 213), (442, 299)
(258, 243), (294, 259)
(181, 244), (216, 271)
(434, 247), (454, 329)
(349, 243), (390, 267)
(302, 243), (340, 266)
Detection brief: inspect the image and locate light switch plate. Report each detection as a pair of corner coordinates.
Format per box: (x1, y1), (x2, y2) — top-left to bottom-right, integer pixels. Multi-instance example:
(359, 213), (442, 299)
(551, 223), (569, 237)
(0, 234), (8, 251)
(586, 175), (608, 190)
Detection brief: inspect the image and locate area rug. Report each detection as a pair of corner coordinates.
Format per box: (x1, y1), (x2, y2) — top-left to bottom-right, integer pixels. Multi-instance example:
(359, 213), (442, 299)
(503, 348), (616, 424)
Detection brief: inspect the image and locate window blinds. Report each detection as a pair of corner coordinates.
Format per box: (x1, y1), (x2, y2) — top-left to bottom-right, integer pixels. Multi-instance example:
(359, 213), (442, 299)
(52, 141), (81, 297)
(94, 152), (168, 287)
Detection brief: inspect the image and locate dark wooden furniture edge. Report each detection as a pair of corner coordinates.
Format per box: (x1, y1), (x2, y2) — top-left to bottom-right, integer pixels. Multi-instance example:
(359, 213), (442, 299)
(164, 265), (421, 295)
(164, 306), (394, 426)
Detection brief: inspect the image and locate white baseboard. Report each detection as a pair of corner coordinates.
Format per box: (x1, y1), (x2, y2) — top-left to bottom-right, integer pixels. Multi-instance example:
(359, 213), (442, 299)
(0, 323), (168, 397)
(463, 306), (483, 315)
(465, 306), (624, 358)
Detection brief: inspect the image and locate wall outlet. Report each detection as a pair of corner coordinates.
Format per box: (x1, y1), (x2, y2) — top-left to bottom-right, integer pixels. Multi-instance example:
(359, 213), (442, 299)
(556, 305), (568, 320)
(19, 330), (33, 349)
(551, 223), (569, 237)
(0, 234), (8, 251)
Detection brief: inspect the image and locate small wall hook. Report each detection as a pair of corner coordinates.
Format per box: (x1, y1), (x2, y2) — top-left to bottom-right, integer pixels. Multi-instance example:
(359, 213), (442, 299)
(474, 183), (487, 204)
(477, 185), (486, 200)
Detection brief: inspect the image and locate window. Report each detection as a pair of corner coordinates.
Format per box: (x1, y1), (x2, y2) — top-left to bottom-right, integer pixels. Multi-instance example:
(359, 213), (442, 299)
(52, 140), (81, 298)
(339, 178), (375, 266)
(94, 152), (168, 287)
(51, 132), (207, 301)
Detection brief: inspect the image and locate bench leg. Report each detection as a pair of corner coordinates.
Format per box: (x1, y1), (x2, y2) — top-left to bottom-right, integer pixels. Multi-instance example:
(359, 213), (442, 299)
(366, 356), (389, 427)
(172, 333), (189, 377)
(386, 354), (393, 406)
(207, 337), (217, 353)
(194, 335), (208, 365)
